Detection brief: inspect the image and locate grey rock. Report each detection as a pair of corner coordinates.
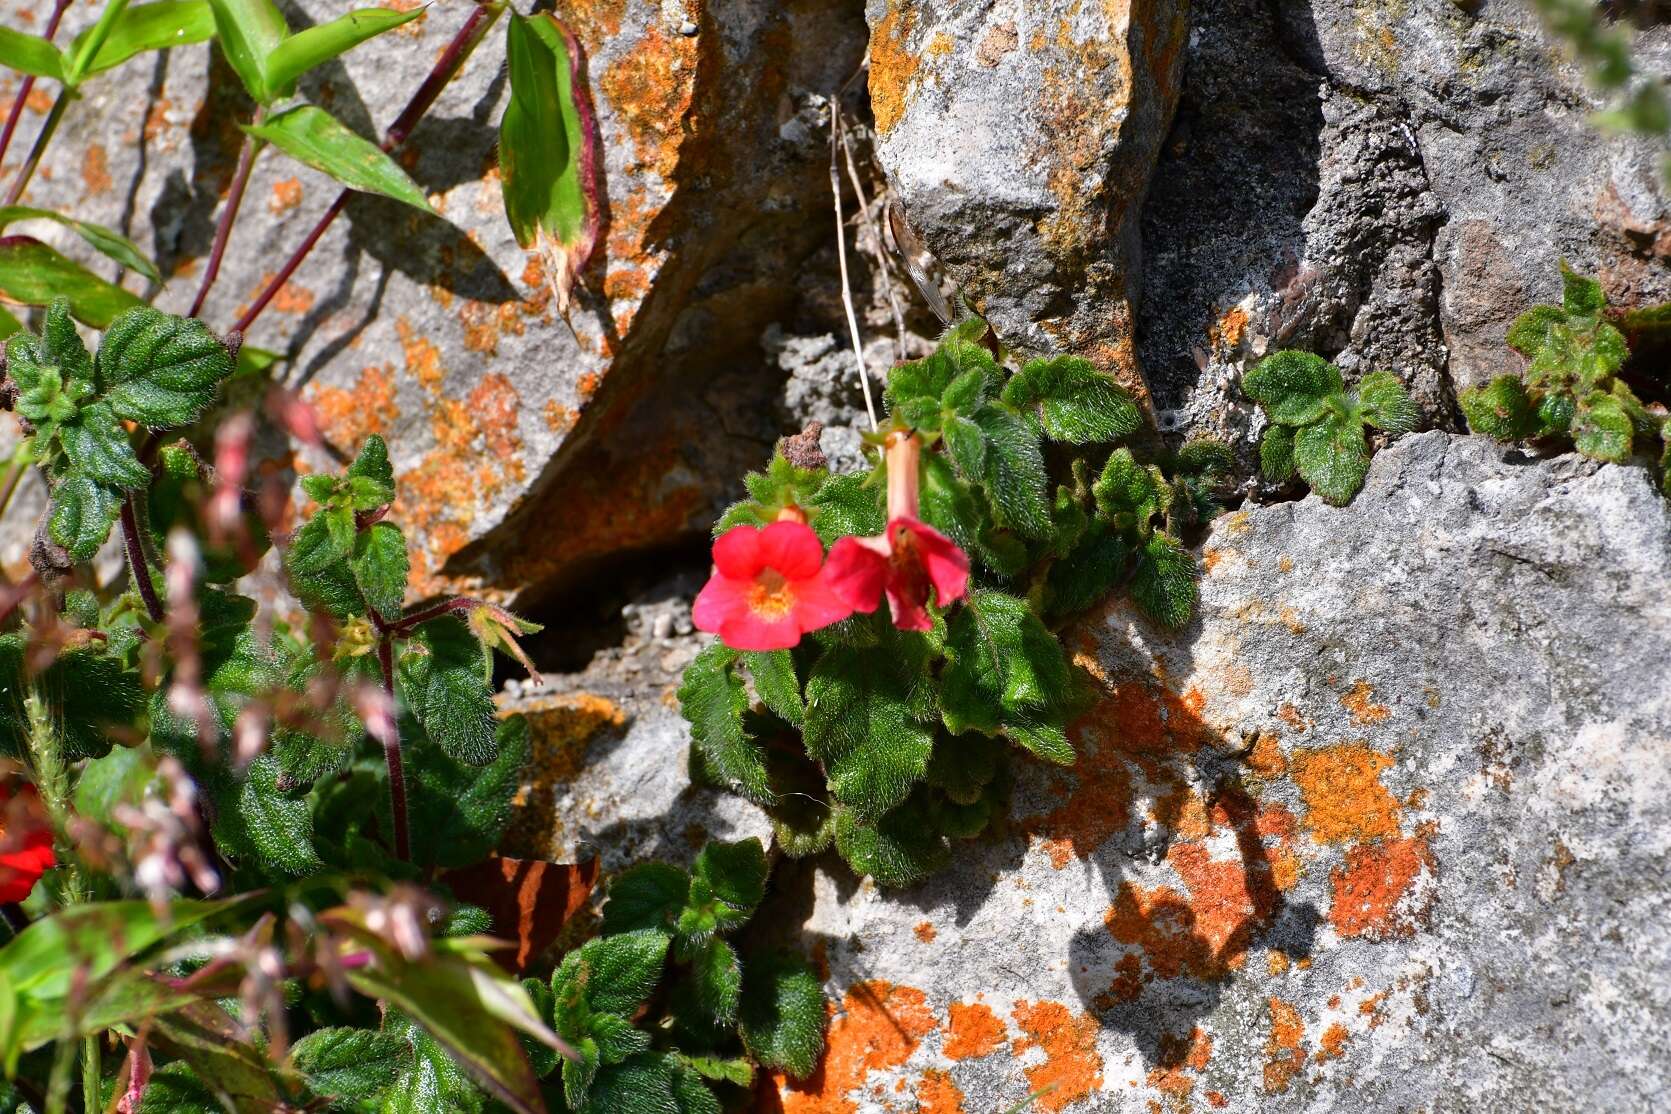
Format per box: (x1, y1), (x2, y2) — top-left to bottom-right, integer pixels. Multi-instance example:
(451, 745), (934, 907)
(865, 0), (1188, 400)
(0, 0), (866, 602)
(748, 432), (1670, 1110)
(1141, 0), (1671, 450)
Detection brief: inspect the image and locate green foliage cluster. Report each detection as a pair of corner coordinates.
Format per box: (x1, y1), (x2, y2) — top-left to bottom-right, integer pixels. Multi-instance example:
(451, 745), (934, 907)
(682, 320), (1227, 886)
(1460, 265), (1670, 493)
(1244, 352), (1417, 505)
(1529, 0), (1669, 183)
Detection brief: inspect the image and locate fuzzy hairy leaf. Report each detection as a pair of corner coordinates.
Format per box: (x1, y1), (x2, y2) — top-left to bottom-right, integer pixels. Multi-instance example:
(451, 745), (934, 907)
(1355, 371), (1418, 432)
(1092, 447), (1162, 534)
(743, 649), (803, 726)
(1001, 355), (1143, 444)
(970, 404), (1050, 537)
(350, 521), (408, 619)
(1243, 350), (1343, 425)
(404, 616), (497, 766)
(1571, 391), (1634, 461)
(376, 1008), (486, 1114)
(683, 837), (767, 939)
(1460, 375), (1540, 441)
(572, 929), (668, 1016)
(803, 638), (937, 821)
(1292, 410), (1371, 505)
(832, 794), (948, 886)
(213, 755), (322, 875)
(1560, 262), (1607, 315)
(0, 638), (144, 763)
(689, 937), (742, 1024)
(805, 471), (885, 545)
(738, 949), (826, 1080)
(47, 470), (122, 561)
(292, 1026), (408, 1111)
(94, 305), (234, 428)
(678, 643), (773, 804)
(347, 434), (396, 509)
(58, 401), (149, 488)
(401, 715), (530, 870)
(939, 591), (1078, 762)
(1506, 304), (1565, 357)
(602, 862), (689, 937)
(1129, 533), (1198, 628)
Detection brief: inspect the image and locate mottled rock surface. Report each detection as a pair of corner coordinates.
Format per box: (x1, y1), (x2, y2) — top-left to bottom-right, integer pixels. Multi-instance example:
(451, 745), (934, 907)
(740, 433), (1669, 1111)
(1139, 0), (1671, 448)
(865, 0), (1188, 398)
(0, 0), (866, 601)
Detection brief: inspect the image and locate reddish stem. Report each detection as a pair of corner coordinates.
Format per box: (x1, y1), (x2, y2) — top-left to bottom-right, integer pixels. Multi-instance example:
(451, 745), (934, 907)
(0, 571), (33, 626)
(189, 117), (261, 318)
(120, 495), (164, 623)
(376, 636), (410, 862)
(0, 0), (73, 172)
(232, 2), (502, 336)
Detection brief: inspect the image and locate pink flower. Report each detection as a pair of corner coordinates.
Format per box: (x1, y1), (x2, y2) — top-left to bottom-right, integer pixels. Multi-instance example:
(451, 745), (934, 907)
(693, 520), (854, 650)
(825, 432), (970, 631)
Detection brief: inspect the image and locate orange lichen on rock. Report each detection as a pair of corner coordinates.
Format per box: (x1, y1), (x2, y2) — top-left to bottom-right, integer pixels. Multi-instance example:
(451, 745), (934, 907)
(944, 1001), (1005, 1061)
(499, 693), (626, 858)
(1330, 835), (1434, 939)
(270, 177), (303, 214)
(1164, 841), (1277, 965)
(1291, 742), (1402, 844)
(1147, 1027), (1213, 1098)
(915, 1069), (965, 1114)
(772, 981), (938, 1114)
(1011, 1001), (1103, 1112)
(868, 1), (920, 134)
(1316, 1022), (1350, 1061)
(1341, 679), (1391, 725)
(308, 363), (398, 450)
(1263, 997), (1306, 1094)
(913, 921), (937, 944)
(1247, 732), (1288, 777)
(81, 144), (111, 195)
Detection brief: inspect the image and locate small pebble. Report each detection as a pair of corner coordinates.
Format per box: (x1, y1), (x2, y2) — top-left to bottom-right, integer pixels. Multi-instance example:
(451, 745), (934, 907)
(677, 19), (698, 36)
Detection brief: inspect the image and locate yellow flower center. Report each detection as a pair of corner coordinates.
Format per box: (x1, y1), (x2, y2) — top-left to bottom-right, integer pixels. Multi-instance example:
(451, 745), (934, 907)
(748, 569), (797, 620)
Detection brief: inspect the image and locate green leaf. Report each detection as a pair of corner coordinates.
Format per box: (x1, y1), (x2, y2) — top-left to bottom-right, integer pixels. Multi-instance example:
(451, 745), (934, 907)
(1253, 424), (1293, 484)
(1045, 521), (1127, 617)
(1506, 304), (1565, 357)
(1560, 262), (1606, 315)
(404, 616), (497, 766)
(351, 521), (408, 618)
(347, 434), (396, 508)
(1001, 355), (1142, 444)
(264, 6), (425, 101)
(743, 650), (803, 727)
(970, 404), (1050, 537)
(1354, 370), (1417, 432)
(0, 235), (143, 326)
(573, 930), (668, 1016)
(678, 643), (773, 805)
(738, 949), (825, 1079)
(939, 590), (1078, 760)
(803, 641), (937, 821)
(0, 638), (143, 762)
(601, 862), (689, 937)
(1459, 375), (1540, 441)
(1571, 391), (1634, 461)
(246, 105), (434, 212)
(95, 304), (235, 428)
(59, 401), (149, 488)
(293, 1027), (409, 1111)
(499, 11), (600, 313)
(0, 206), (162, 282)
(1292, 410), (1371, 505)
(670, 1062), (723, 1114)
(0, 899), (235, 1001)
(805, 471), (885, 544)
(0, 26), (65, 80)
(1129, 533), (1198, 628)
(206, 0), (288, 102)
(137, 1063), (222, 1114)
(690, 837), (767, 925)
(149, 1002), (302, 1111)
(832, 795), (948, 886)
(1242, 350), (1343, 425)
(941, 413), (986, 479)
(590, 1012), (651, 1065)
(73, 1), (217, 78)
(213, 754), (322, 875)
(402, 714), (530, 870)
(688, 937), (742, 1024)
(583, 1054), (683, 1114)
(47, 470), (122, 561)
(1092, 447), (1162, 533)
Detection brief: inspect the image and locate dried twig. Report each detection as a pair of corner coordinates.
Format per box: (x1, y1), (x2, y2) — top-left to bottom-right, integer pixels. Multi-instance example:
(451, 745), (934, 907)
(835, 108), (909, 363)
(829, 101), (879, 433)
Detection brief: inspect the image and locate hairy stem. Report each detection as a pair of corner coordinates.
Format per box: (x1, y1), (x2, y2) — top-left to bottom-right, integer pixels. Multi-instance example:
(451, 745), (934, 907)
(3, 87), (70, 206)
(188, 116), (264, 318)
(80, 1036), (99, 1114)
(0, 0), (74, 172)
(120, 495), (163, 623)
(233, 1), (505, 335)
(376, 636), (410, 862)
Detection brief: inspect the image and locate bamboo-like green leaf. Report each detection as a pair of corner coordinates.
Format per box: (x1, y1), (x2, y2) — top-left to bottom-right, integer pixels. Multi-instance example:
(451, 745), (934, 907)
(72, 1), (215, 78)
(499, 11), (600, 314)
(0, 235), (143, 326)
(264, 6), (426, 100)
(0, 205), (162, 282)
(245, 105), (433, 212)
(0, 26), (66, 81)
(206, 0), (288, 102)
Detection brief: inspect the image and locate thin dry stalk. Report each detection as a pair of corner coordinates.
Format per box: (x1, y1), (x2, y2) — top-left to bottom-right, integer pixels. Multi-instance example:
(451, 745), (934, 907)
(829, 101), (879, 433)
(835, 108), (909, 363)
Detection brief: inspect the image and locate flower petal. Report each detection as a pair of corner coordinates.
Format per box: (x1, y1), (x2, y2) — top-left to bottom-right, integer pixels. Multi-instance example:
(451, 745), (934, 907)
(824, 535), (889, 612)
(789, 570), (857, 632)
(895, 516), (970, 608)
(719, 609), (805, 651)
(692, 573), (752, 636)
(883, 583), (934, 631)
(712, 526), (763, 579)
(757, 520), (824, 578)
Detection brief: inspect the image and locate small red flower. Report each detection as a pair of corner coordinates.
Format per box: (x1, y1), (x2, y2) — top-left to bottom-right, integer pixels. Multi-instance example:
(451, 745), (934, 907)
(0, 784), (55, 905)
(692, 520), (853, 650)
(824, 432), (970, 631)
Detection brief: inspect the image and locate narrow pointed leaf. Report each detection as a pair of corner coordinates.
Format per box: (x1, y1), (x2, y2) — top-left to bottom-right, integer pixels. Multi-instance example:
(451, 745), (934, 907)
(264, 6), (426, 100)
(73, 1), (216, 77)
(0, 236), (143, 326)
(245, 105), (434, 212)
(0, 206), (162, 282)
(0, 27), (65, 80)
(205, 0), (289, 102)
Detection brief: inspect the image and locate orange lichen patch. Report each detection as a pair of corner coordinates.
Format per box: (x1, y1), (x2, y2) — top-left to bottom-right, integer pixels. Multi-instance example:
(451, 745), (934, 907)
(1165, 841), (1276, 964)
(915, 1069), (965, 1114)
(1207, 1091), (1228, 1108)
(944, 1001), (1004, 1061)
(459, 298), (529, 355)
(1330, 835), (1433, 939)
(1208, 306), (1249, 351)
(1267, 950), (1289, 976)
(1105, 951), (1143, 1003)
(396, 318), (444, 394)
(599, 25), (699, 179)
(1291, 743), (1401, 844)
(1316, 1022), (1350, 1061)
(562, 0), (626, 44)
(927, 32), (955, 57)
(1263, 997), (1305, 1094)
(1277, 703), (1309, 732)
(772, 981), (938, 1114)
(308, 363), (398, 449)
(868, 2), (920, 134)
(1247, 733), (1288, 778)
(913, 921), (936, 944)
(270, 177), (303, 214)
(24, 86), (51, 114)
(1341, 679), (1391, 725)
(268, 278), (316, 314)
(543, 400), (579, 436)
(466, 374), (523, 461)
(1011, 1001), (1102, 1112)
(81, 144), (111, 195)
(499, 694), (625, 857)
